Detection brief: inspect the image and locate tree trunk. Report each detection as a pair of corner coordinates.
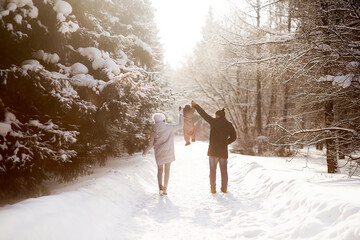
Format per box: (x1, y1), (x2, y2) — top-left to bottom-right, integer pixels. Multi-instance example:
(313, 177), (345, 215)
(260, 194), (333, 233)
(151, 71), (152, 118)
(237, 68), (248, 138)
(280, 0), (292, 155)
(267, 81), (277, 126)
(325, 100), (338, 173)
(316, 141), (324, 151)
(320, 0), (338, 173)
(256, 68), (262, 154)
(255, 0), (263, 155)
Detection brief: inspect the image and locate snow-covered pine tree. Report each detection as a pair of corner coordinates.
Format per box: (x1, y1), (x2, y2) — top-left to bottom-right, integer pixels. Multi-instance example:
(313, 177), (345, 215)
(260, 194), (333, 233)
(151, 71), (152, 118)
(0, 0), (163, 199)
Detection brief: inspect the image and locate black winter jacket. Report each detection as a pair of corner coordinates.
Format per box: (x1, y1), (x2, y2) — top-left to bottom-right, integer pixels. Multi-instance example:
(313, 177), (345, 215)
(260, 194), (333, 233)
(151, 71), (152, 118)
(194, 104), (237, 159)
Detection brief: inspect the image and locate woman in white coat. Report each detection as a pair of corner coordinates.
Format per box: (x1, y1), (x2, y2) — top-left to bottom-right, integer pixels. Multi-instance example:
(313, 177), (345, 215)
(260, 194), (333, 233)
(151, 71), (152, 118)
(143, 108), (184, 195)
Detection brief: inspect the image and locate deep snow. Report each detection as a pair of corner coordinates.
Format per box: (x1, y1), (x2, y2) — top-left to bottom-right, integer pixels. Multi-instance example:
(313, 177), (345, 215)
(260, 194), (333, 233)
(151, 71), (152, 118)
(0, 139), (360, 240)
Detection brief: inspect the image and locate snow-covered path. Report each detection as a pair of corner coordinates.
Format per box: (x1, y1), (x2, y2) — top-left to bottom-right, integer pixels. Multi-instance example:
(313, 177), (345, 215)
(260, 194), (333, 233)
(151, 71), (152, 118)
(1, 139), (360, 240)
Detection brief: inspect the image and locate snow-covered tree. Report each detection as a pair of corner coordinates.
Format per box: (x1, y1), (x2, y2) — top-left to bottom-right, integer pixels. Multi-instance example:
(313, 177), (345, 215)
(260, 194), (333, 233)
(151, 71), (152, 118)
(0, 0), (163, 198)
(177, 1), (300, 155)
(169, 0), (360, 176)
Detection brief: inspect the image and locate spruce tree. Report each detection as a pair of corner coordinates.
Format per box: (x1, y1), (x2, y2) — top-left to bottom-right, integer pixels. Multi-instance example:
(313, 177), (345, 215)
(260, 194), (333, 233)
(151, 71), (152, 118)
(0, 0), (163, 199)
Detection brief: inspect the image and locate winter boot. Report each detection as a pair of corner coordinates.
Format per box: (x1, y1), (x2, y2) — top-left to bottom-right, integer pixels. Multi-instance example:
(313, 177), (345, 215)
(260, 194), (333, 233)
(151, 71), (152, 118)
(163, 187), (167, 195)
(221, 188), (227, 193)
(210, 188), (216, 194)
(159, 185), (164, 196)
(185, 142), (191, 146)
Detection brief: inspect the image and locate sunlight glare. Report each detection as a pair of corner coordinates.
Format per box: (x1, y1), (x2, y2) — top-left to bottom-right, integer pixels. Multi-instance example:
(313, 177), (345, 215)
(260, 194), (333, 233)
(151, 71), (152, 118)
(151, 0), (230, 68)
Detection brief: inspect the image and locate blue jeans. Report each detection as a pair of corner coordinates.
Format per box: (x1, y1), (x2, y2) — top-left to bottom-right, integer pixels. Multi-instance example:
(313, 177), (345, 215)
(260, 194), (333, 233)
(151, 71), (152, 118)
(209, 156), (228, 189)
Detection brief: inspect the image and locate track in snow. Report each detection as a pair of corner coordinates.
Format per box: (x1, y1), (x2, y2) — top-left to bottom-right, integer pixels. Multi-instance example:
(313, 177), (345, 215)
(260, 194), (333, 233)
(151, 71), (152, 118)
(1, 139), (360, 240)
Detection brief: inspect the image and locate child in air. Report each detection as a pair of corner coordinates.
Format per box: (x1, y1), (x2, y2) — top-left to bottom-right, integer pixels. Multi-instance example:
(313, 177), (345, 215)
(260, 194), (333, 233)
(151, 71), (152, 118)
(183, 105), (196, 146)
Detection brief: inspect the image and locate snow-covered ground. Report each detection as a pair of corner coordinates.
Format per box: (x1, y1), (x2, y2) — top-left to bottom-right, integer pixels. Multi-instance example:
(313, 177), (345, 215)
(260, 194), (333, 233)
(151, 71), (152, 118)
(1, 138), (360, 240)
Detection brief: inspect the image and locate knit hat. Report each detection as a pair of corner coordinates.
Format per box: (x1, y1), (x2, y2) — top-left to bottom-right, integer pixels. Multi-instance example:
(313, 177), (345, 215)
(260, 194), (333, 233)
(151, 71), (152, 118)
(215, 108), (225, 118)
(153, 113), (166, 123)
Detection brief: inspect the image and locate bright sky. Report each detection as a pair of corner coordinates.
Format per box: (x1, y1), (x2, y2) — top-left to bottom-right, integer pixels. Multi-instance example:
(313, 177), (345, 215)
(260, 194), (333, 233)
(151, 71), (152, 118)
(151, 0), (228, 68)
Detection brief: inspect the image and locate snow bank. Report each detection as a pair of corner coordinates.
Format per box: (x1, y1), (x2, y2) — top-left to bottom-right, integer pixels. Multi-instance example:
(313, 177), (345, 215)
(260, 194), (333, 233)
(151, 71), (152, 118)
(1, 140), (359, 239)
(229, 156), (360, 239)
(0, 156), (155, 240)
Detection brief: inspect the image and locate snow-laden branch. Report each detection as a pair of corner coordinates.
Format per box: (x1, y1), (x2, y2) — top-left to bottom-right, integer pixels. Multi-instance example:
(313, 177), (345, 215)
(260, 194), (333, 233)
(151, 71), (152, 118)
(273, 123), (358, 137)
(226, 55), (287, 68)
(222, 37), (295, 47)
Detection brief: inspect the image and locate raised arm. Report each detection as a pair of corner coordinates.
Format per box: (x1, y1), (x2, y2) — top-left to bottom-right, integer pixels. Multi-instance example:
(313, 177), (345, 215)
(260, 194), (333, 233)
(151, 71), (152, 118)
(170, 108), (184, 131)
(192, 102), (214, 124)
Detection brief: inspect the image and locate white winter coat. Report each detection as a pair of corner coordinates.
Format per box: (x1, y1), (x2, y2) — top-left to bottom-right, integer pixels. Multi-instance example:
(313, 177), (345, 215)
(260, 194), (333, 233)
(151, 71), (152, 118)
(143, 113), (184, 165)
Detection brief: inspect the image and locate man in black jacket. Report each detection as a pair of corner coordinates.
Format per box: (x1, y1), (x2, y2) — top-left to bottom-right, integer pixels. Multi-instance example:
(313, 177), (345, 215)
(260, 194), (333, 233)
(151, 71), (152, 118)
(191, 101), (237, 194)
